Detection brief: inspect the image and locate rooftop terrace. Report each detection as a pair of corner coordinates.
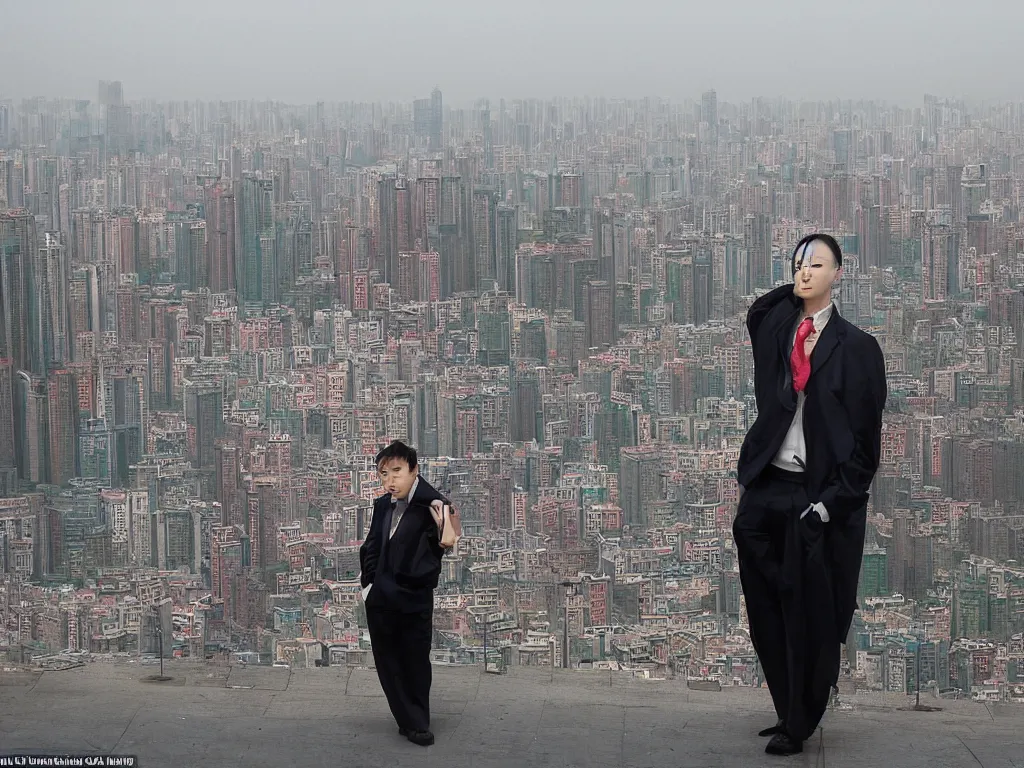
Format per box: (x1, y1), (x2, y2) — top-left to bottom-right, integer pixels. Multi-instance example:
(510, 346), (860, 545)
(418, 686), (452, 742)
(1, 661), (1021, 767)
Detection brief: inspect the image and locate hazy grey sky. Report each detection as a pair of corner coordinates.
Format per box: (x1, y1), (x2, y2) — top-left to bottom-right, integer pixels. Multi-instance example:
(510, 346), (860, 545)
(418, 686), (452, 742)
(3, 0), (1022, 105)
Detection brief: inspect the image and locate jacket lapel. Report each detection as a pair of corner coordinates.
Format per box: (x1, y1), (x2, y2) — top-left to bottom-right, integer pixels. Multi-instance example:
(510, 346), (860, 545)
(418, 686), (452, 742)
(810, 310), (844, 376)
(381, 500), (396, 551)
(775, 306), (800, 406)
(775, 305), (800, 371)
(774, 302), (846, 393)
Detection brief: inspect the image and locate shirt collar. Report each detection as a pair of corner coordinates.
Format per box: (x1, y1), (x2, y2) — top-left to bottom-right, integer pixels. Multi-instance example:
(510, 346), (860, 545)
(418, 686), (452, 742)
(393, 477), (419, 504)
(803, 303), (834, 333)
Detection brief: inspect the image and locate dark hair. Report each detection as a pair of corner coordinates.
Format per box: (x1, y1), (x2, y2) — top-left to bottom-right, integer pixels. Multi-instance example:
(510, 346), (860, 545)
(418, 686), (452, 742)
(375, 440), (418, 470)
(792, 233), (842, 271)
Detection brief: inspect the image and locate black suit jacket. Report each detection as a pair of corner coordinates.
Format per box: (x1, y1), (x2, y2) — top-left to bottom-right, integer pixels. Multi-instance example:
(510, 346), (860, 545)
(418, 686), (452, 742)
(737, 283), (887, 638)
(359, 476), (449, 612)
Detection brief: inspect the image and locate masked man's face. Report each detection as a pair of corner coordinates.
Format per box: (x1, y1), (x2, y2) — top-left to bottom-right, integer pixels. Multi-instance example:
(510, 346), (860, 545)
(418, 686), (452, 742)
(792, 240), (841, 303)
(377, 458), (418, 500)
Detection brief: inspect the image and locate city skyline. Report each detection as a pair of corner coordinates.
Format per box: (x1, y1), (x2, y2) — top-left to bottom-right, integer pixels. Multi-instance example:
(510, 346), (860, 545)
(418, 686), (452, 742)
(1, 73), (1024, 711)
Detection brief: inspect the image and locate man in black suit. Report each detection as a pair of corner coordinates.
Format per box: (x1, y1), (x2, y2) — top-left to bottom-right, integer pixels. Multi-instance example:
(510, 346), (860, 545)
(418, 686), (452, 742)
(359, 440), (460, 747)
(734, 234), (887, 756)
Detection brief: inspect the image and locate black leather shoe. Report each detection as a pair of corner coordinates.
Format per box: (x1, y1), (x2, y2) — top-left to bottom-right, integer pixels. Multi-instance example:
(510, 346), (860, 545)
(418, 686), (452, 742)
(765, 731), (802, 756)
(758, 719), (785, 737)
(404, 729), (434, 747)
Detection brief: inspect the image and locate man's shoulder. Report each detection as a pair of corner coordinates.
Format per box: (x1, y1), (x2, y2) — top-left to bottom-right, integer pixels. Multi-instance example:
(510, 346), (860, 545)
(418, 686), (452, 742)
(838, 318), (881, 351)
(413, 476), (444, 503)
(836, 318), (884, 371)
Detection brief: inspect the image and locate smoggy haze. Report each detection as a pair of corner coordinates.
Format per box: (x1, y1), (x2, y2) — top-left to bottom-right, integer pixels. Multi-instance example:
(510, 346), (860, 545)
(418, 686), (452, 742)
(2, 0), (1023, 104)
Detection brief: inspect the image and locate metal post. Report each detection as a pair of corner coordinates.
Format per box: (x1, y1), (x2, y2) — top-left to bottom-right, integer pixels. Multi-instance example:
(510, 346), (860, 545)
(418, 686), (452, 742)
(915, 642), (921, 708)
(562, 603), (569, 669)
(483, 615), (488, 672)
(882, 645), (889, 692)
(158, 624), (164, 679)
(559, 580), (575, 670)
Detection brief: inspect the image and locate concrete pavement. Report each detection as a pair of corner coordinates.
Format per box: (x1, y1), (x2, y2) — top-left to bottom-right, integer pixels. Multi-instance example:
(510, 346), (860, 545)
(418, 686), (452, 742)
(1, 660), (1022, 767)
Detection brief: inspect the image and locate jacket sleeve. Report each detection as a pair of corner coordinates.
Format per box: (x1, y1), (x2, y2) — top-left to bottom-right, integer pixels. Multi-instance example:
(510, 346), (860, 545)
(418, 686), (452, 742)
(359, 501), (383, 588)
(816, 336), (887, 518)
(426, 518), (445, 560)
(747, 284), (798, 354)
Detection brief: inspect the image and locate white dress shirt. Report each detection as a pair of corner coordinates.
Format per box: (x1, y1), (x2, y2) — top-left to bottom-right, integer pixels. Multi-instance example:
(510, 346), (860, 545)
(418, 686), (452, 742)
(772, 303), (834, 522)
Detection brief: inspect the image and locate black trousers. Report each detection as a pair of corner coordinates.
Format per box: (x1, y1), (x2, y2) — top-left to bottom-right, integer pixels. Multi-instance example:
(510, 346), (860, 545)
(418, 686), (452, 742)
(366, 606), (433, 732)
(732, 467), (841, 741)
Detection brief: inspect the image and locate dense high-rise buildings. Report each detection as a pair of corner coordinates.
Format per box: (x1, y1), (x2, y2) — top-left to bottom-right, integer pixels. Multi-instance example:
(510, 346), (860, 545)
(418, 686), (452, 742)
(0, 86), (1022, 699)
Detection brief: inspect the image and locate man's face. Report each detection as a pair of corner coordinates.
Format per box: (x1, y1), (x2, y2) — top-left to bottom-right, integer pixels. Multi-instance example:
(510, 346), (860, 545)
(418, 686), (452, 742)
(378, 458), (418, 500)
(792, 240), (841, 303)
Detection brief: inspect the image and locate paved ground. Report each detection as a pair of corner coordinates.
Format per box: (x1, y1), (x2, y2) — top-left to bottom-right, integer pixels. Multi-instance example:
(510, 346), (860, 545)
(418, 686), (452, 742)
(1, 660), (1022, 767)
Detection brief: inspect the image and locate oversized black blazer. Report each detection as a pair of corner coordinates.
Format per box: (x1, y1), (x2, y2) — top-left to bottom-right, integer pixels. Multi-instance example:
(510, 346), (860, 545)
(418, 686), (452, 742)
(359, 476), (449, 612)
(736, 283), (887, 638)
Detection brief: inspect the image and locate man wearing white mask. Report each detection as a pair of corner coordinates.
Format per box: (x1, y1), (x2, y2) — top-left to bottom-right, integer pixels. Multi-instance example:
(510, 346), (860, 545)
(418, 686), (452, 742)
(735, 235), (887, 756)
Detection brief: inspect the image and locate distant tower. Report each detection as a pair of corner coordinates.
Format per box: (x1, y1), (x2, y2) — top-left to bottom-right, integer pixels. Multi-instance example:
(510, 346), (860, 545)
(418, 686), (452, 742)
(238, 175), (275, 307)
(481, 101), (494, 170)
(205, 181), (237, 294)
(98, 80), (124, 107)
(0, 103), (9, 149)
(701, 89), (718, 143)
(0, 361), (15, 473)
(0, 209), (38, 373)
(584, 280), (614, 349)
(99, 81), (129, 157)
(38, 232), (71, 369)
(185, 382), (225, 471)
(19, 371), (49, 484)
(743, 213), (772, 292)
(430, 87), (443, 151)
(48, 369), (79, 485)
(495, 204), (517, 293)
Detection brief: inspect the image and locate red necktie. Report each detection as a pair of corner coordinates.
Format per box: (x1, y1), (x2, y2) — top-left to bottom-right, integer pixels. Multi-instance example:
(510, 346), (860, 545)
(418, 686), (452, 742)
(791, 317), (815, 393)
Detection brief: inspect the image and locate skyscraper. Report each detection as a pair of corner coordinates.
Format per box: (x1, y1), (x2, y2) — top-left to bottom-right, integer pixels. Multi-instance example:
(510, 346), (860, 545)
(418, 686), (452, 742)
(619, 446), (663, 528)
(98, 360), (148, 486)
(48, 369), (78, 486)
(743, 213), (772, 292)
(701, 89), (718, 143)
(495, 204), (518, 293)
(481, 102), (494, 169)
(185, 383), (225, 471)
(18, 371), (48, 484)
(239, 175), (275, 307)
(510, 362), (540, 443)
(472, 187), (497, 289)
(376, 173), (401, 285)
(98, 80), (123, 107)
(429, 88), (443, 151)
(0, 209), (37, 373)
(38, 232), (71, 369)
(412, 88), (443, 151)
(0, 361), (15, 472)
(584, 280), (614, 349)
(0, 103), (10, 149)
